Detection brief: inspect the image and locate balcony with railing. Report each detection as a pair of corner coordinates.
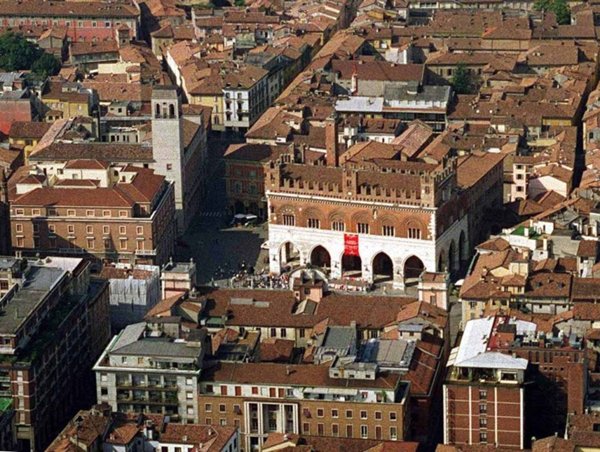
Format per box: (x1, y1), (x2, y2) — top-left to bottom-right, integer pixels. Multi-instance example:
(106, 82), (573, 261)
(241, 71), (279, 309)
(135, 248), (157, 256)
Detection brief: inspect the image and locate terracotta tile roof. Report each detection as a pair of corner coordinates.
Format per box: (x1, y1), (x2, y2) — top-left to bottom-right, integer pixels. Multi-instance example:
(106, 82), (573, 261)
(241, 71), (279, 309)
(30, 142), (153, 163)
(70, 39), (119, 57)
(572, 278), (600, 302)
(291, 126), (326, 150)
(223, 65), (269, 89)
(393, 300), (448, 331)
(201, 361), (401, 389)
(245, 107), (294, 139)
(534, 190), (566, 210)
(0, 148), (22, 167)
(42, 80), (90, 104)
(223, 10), (280, 24)
(439, 445), (522, 452)
(0, 0), (139, 18)
(390, 120), (433, 159)
(526, 273), (571, 298)
(64, 159), (109, 170)
(8, 121), (51, 139)
(402, 338), (443, 395)
(12, 186), (133, 207)
(426, 51), (517, 70)
(116, 166), (166, 203)
(456, 151), (504, 189)
(340, 141), (401, 164)
(532, 164), (573, 184)
(506, 198), (545, 218)
(54, 179), (100, 188)
(46, 408), (111, 451)
(224, 143), (291, 162)
(105, 419), (139, 445)
(82, 79), (153, 103)
(263, 433), (419, 452)
(315, 32), (365, 59)
(577, 240), (598, 258)
(259, 338), (295, 362)
(98, 267), (155, 280)
(158, 423), (237, 450)
(331, 60), (424, 83)
(525, 44), (579, 67)
(200, 288), (415, 329)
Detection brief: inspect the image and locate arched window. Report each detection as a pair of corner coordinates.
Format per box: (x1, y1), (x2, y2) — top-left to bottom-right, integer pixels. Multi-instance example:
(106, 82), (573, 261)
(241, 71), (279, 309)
(408, 227), (421, 239)
(329, 211), (346, 232)
(405, 219), (424, 240)
(155, 103), (160, 118)
(169, 103), (175, 118)
(282, 214), (295, 226)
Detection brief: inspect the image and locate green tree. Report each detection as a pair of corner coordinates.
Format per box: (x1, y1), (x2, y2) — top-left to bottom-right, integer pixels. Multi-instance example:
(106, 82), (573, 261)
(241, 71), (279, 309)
(0, 31), (43, 72)
(234, 0), (245, 6)
(552, 0), (571, 24)
(450, 63), (473, 95)
(534, 0), (570, 25)
(533, 0), (551, 10)
(31, 52), (61, 78)
(0, 31), (61, 77)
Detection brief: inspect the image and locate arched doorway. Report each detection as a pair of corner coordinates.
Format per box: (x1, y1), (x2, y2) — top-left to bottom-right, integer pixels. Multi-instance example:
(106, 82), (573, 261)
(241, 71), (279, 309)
(404, 256), (424, 286)
(342, 254), (362, 277)
(310, 246), (331, 270)
(280, 242), (300, 270)
(373, 252), (393, 282)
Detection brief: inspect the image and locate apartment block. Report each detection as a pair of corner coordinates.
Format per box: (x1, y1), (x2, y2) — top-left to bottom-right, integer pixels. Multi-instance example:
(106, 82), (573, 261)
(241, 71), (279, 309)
(444, 316), (528, 449)
(94, 318), (208, 423)
(0, 0), (139, 42)
(0, 256), (110, 451)
(444, 313), (587, 449)
(9, 163), (176, 267)
(198, 362), (410, 451)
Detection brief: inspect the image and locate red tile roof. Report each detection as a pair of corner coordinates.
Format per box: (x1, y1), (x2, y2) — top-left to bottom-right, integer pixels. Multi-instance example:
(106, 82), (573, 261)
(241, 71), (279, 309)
(201, 361), (401, 389)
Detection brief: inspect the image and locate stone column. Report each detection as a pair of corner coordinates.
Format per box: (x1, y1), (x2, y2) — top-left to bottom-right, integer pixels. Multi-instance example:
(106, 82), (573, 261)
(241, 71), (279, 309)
(363, 260), (373, 284)
(331, 257), (342, 279)
(269, 247), (281, 275)
(393, 264), (405, 290)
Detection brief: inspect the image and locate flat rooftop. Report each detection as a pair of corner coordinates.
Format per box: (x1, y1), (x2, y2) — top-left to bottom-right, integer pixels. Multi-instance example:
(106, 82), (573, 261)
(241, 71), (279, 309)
(109, 323), (201, 360)
(161, 261), (194, 274)
(0, 257), (20, 272)
(0, 266), (66, 335)
(112, 338), (201, 359)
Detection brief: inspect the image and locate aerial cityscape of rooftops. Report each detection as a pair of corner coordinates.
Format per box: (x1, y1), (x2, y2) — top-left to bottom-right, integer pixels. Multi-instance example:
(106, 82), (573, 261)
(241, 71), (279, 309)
(2, 0), (600, 450)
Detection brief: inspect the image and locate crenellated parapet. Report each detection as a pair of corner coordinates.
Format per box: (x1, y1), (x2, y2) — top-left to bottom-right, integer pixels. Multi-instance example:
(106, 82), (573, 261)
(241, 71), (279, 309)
(265, 156), (459, 208)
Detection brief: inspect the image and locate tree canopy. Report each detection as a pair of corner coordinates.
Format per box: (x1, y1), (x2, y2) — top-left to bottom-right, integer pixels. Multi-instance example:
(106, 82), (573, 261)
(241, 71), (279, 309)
(0, 32), (61, 78)
(450, 63), (474, 95)
(534, 0), (570, 25)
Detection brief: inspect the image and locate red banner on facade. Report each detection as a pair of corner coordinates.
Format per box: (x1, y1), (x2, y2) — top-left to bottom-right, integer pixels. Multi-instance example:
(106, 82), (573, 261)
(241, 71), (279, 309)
(344, 234), (359, 256)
